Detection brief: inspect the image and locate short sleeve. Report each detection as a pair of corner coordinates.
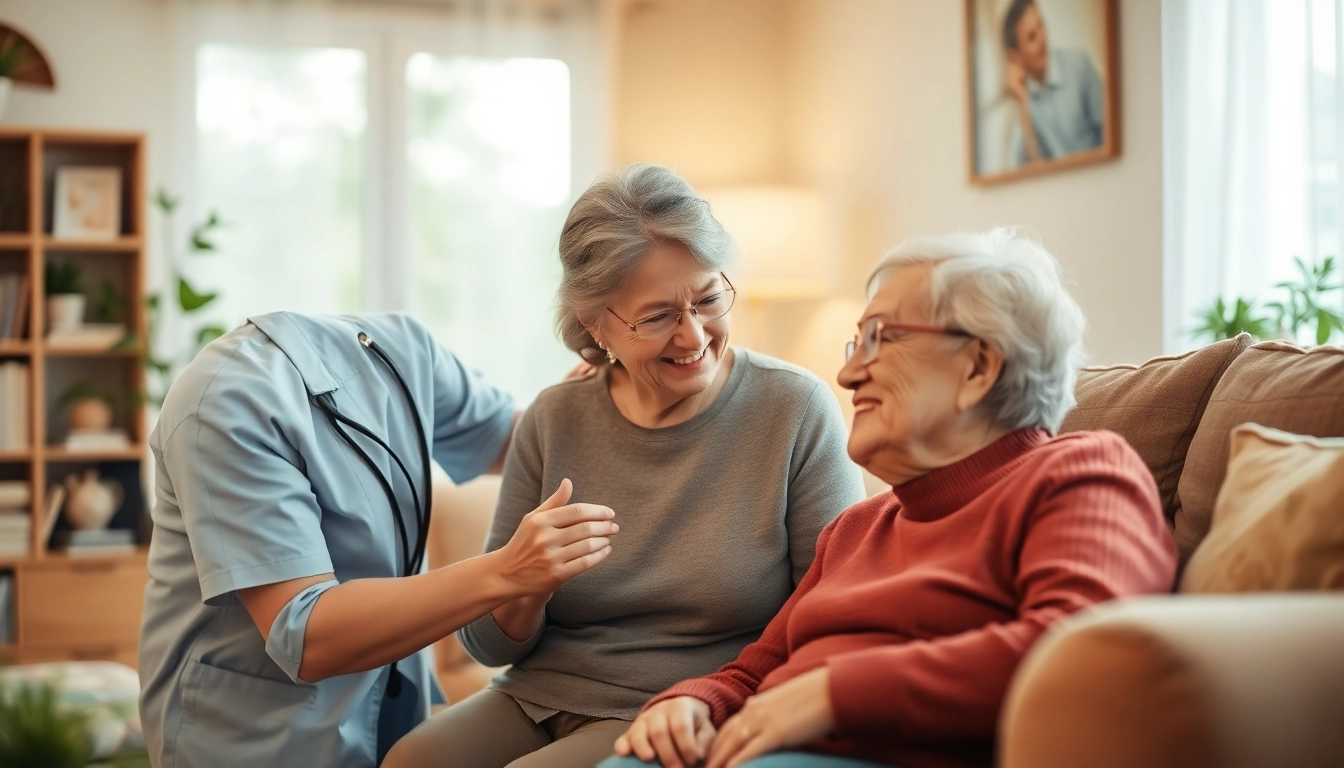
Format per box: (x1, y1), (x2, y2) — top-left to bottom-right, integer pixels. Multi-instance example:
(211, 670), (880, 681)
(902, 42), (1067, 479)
(160, 383), (334, 606)
(428, 341), (516, 483)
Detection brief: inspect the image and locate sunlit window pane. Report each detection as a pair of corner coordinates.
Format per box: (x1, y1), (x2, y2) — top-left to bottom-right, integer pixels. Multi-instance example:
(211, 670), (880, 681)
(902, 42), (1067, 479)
(407, 54), (573, 403)
(195, 44), (367, 326)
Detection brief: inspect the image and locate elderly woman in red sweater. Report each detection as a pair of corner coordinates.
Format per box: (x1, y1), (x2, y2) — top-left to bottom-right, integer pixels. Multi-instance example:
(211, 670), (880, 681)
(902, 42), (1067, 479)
(602, 228), (1177, 768)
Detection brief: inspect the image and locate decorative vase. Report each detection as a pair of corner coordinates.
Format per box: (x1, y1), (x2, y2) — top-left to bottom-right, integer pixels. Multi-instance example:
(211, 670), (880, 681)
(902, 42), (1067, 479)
(46, 293), (85, 333)
(68, 397), (112, 431)
(63, 469), (123, 531)
(0, 77), (9, 121)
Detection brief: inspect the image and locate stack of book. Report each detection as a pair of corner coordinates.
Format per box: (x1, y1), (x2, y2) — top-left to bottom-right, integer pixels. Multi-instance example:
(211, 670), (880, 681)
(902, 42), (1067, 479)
(65, 428), (131, 451)
(0, 362), (28, 449)
(45, 323), (128, 351)
(0, 273), (30, 340)
(0, 481), (31, 556)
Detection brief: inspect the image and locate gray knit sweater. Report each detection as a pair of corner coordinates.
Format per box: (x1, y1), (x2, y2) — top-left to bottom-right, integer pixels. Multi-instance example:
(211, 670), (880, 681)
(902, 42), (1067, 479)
(458, 349), (866, 721)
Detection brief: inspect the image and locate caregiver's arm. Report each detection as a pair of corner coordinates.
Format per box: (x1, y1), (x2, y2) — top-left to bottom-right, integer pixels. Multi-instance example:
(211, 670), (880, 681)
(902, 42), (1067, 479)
(239, 479), (615, 683)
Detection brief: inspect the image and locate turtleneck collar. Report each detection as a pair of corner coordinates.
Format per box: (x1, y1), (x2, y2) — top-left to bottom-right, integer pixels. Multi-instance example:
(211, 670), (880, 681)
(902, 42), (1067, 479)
(892, 428), (1052, 522)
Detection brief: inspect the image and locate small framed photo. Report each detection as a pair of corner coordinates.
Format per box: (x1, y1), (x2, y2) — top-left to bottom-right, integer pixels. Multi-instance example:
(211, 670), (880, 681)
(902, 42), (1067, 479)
(965, 0), (1120, 185)
(53, 166), (122, 240)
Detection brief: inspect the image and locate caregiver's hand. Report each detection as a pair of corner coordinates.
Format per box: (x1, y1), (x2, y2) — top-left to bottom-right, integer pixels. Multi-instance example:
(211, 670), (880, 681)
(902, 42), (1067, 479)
(615, 696), (716, 768)
(494, 478), (617, 596)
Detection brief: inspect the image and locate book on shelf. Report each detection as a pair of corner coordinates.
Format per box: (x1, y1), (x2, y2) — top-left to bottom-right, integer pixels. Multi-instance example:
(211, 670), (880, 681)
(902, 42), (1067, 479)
(45, 323), (128, 350)
(0, 361), (29, 449)
(0, 511), (30, 556)
(0, 481), (29, 508)
(0, 573), (12, 643)
(64, 428), (131, 451)
(49, 527), (135, 555)
(0, 273), (30, 341)
(40, 484), (64, 547)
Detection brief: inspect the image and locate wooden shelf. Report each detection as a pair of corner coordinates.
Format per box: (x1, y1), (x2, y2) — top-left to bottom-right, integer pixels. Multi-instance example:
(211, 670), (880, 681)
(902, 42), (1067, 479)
(43, 343), (142, 358)
(0, 233), (33, 249)
(45, 446), (146, 462)
(42, 236), (142, 252)
(0, 341), (33, 356)
(0, 449), (33, 463)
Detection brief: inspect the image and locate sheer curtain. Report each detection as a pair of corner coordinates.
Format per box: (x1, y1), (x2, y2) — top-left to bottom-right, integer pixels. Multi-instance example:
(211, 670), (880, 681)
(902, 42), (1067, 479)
(1163, 0), (1343, 353)
(165, 0), (610, 402)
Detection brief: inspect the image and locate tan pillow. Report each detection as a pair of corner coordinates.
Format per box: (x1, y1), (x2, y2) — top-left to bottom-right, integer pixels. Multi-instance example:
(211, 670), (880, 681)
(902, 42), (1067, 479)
(1060, 334), (1251, 525)
(1181, 423), (1344, 593)
(1176, 342), (1344, 563)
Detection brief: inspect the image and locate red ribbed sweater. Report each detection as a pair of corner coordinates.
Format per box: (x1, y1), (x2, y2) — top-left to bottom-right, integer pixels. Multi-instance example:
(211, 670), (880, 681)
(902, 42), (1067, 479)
(648, 429), (1177, 768)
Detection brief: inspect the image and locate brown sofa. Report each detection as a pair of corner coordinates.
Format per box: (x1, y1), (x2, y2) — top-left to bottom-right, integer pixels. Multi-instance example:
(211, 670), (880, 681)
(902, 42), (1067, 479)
(426, 336), (1344, 765)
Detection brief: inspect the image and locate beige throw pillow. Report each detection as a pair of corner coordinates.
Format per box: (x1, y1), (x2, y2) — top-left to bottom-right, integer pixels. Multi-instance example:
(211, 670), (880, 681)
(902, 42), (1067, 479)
(1181, 423), (1344, 593)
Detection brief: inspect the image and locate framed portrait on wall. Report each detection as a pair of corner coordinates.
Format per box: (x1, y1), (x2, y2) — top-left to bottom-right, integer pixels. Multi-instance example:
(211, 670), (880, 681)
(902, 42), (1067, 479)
(53, 166), (122, 240)
(965, 0), (1120, 185)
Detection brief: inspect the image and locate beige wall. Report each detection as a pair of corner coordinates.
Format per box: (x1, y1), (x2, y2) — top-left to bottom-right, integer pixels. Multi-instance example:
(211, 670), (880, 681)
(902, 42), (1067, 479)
(614, 0), (1165, 367)
(614, 0), (791, 187)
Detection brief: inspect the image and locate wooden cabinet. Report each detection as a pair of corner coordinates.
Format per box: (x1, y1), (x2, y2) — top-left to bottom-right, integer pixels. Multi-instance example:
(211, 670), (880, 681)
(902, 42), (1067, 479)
(0, 126), (149, 668)
(2, 549), (148, 667)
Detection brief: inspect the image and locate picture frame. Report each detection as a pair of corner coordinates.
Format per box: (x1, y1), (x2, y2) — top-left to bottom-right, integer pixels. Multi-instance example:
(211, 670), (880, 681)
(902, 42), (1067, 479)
(965, 0), (1121, 185)
(53, 166), (122, 240)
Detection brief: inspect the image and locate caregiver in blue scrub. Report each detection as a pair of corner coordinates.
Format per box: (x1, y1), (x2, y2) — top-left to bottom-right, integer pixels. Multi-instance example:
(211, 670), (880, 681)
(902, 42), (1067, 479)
(138, 312), (618, 767)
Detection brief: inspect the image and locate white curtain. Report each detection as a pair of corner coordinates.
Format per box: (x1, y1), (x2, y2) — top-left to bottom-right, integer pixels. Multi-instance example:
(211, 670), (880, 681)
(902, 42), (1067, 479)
(1163, 0), (1343, 352)
(163, 0), (610, 402)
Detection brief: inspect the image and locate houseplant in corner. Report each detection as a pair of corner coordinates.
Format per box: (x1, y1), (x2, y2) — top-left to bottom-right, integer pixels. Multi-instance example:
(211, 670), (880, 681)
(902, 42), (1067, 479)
(44, 261), (84, 335)
(0, 33), (25, 120)
(1191, 255), (1344, 345)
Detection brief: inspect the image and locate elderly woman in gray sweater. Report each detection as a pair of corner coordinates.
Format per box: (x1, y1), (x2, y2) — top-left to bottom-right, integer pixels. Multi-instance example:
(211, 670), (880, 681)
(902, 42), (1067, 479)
(383, 164), (865, 768)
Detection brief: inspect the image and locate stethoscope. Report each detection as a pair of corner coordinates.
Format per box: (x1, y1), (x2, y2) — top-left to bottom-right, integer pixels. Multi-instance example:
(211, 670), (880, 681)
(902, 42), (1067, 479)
(308, 331), (431, 698)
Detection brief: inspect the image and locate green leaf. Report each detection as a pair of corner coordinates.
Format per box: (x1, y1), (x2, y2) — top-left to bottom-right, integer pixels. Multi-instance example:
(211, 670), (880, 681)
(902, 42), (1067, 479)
(146, 292), (161, 310)
(190, 230), (216, 252)
(112, 332), (139, 351)
(153, 188), (180, 213)
(148, 357), (173, 376)
(178, 277), (217, 312)
(197, 326), (226, 345)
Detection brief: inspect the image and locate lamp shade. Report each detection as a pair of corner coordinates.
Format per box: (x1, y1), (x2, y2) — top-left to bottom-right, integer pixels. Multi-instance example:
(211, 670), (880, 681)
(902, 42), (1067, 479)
(705, 185), (831, 300)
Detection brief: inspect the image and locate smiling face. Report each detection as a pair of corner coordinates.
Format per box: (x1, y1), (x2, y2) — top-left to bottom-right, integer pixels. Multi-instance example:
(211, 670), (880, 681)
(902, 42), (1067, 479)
(592, 240), (732, 405)
(837, 263), (1003, 484)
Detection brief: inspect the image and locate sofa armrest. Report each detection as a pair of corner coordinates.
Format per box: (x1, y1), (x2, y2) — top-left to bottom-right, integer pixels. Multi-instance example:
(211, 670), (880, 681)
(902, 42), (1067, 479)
(1000, 594), (1344, 768)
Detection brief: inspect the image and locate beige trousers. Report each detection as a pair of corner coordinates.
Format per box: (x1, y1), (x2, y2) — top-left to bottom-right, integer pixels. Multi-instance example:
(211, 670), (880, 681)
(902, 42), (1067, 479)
(382, 689), (630, 768)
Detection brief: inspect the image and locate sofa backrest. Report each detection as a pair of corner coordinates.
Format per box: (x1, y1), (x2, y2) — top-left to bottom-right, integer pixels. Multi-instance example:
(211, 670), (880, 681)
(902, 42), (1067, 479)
(1060, 335), (1252, 540)
(1062, 337), (1344, 566)
(1174, 341), (1344, 562)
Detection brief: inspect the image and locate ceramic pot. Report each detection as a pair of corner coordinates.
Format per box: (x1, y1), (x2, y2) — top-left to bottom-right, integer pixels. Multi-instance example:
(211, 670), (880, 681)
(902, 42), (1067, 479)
(64, 469), (123, 531)
(68, 397), (113, 431)
(46, 293), (85, 333)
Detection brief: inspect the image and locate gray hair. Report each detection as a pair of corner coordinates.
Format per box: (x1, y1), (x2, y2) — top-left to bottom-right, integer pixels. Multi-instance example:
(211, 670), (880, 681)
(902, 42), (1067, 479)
(556, 164), (735, 363)
(866, 227), (1086, 433)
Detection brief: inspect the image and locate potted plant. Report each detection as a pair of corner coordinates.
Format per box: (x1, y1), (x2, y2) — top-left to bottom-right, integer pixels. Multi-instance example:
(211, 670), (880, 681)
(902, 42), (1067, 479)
(0, 33), (25, 120)
(0, 677), (92, 768)
(44, 261), (84, 334)
(58, 381), (116, 433)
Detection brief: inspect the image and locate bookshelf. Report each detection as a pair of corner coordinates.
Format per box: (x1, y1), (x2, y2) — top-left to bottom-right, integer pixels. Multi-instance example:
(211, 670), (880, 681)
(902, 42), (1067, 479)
(0, 127), (148, 666)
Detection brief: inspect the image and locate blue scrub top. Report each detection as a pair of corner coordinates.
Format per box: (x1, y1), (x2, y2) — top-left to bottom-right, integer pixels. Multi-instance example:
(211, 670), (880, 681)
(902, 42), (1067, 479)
(138, 312), (515, 768)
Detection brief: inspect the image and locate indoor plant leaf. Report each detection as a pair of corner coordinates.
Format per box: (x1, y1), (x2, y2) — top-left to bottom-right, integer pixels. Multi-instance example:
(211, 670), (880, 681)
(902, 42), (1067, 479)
(196, 326), (226, 345)
(177, 278), (216, 312)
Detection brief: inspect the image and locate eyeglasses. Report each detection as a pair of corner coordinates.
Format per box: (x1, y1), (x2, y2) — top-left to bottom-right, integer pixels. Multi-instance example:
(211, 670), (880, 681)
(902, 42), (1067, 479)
(606, 273), (737, 341)
(844, 316), (973, 364)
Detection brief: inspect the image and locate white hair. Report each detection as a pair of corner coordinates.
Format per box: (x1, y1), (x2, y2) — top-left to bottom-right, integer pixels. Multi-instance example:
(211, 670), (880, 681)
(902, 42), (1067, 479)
(866, 227), (1086, 433)
(556, 164), (736, 363)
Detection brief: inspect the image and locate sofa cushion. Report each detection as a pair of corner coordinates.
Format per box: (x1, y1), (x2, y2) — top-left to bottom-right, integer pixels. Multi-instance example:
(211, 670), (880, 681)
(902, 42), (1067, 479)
(1181, 423), (1344, 593)
(1060, 334), (1251, 527)
(1176, 342), (1344, 564)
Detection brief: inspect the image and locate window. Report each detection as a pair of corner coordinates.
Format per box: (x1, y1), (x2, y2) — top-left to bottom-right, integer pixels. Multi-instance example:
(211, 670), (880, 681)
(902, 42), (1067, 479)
(188, 9), (602, 402)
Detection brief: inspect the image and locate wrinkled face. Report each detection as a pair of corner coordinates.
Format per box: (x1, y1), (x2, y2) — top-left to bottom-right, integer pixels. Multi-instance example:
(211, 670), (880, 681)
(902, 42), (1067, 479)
(594, 241), (732, 401)
(1010, 3), (1050, 81)
(837, 264), (977, 478)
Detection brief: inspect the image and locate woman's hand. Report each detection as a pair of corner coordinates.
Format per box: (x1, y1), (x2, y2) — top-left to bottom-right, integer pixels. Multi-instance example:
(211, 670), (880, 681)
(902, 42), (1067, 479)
(494, 478), (618, 596)
(615, 696), (716, 768)
(705, 668), (835, 768)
